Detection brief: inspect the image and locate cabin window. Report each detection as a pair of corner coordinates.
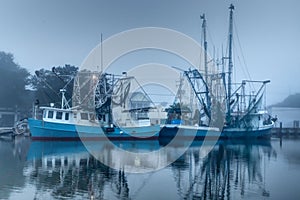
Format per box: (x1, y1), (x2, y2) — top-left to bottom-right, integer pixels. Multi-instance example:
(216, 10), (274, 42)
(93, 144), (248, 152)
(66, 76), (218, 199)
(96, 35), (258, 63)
(65, 113), (69, 120)
(56, 112), (63, 120)
(81, 113), (89, 120)
(48, 111), (54, 118)
(43, 111), (46, 118)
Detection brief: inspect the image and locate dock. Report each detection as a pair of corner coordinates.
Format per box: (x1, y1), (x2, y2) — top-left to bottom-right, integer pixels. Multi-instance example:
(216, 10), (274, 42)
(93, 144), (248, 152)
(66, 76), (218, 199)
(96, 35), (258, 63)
(0, 127), (13, 135)
(271, 121), (300, 137)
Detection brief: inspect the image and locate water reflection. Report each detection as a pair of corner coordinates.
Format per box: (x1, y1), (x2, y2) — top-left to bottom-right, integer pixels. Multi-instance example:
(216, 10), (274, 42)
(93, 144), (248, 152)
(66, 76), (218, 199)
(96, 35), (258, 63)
(1, 137), (296, 200)
(170, 140), (276, 199)
(28, 156), (127, 199)
(0, 136), (30, 199)
(27, 141), (131, 199)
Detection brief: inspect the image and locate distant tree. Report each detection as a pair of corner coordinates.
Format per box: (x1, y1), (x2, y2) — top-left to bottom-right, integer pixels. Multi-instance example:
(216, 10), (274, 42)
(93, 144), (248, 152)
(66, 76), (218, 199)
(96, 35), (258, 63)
(273, 93), (300, 108)
(0, 52), (30, 108)
(29, 64), (78, 107)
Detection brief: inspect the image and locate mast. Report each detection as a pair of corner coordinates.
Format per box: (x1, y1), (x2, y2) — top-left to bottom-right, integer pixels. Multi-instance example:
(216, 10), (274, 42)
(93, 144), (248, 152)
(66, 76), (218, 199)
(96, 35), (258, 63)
(60, 89), (70, 109)
(227, 4), (234, 121)
(73, 75), (81, 107)
(201, 14), (211, 112)
(201, 14), (208, 85)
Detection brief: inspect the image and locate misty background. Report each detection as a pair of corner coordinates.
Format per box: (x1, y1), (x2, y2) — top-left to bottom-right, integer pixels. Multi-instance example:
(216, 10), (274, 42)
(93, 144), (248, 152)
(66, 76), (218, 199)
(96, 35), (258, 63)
(0, 0), (299, 116)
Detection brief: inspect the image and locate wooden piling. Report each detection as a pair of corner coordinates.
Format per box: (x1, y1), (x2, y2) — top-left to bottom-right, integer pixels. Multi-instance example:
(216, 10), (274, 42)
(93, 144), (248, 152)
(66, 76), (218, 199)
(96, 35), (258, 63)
(279, 122), (283, 138)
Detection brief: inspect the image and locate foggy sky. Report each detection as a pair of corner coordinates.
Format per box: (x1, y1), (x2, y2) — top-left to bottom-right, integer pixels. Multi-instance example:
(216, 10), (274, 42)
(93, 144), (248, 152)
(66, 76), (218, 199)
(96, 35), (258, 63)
(0, 0), (299, 104)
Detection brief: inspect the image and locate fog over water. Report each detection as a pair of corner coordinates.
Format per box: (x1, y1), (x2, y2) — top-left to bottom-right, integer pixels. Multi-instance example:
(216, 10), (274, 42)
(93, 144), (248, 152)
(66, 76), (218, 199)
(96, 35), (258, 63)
(0, 0), (299, 104)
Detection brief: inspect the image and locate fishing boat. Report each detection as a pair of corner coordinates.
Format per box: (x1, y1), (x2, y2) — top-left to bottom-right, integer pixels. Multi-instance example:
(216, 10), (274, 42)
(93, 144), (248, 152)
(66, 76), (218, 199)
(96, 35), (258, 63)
(28, 72), (160, 140)
(95, 72), (160, 138)
(160, 4), (274, 139)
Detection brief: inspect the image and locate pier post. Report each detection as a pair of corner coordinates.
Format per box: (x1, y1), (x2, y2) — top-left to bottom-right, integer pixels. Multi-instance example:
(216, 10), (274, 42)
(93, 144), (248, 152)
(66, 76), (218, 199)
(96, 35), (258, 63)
(279, 122), (282, 147)
(279, 122), (283, 138)
(293, 120), (299, 137)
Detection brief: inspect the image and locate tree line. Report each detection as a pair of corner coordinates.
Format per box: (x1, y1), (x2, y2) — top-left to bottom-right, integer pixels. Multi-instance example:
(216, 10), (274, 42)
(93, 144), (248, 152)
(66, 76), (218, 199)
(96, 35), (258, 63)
(0, 51), (78, 117)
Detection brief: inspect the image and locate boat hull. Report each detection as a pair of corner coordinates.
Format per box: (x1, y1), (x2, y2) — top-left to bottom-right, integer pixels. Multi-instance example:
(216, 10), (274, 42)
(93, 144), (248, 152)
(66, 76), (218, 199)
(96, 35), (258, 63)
(28, 118), (159, 141)
(159, 124), (273, 140)
(159, 125), (220, 140)
(222, 125), (273, 139)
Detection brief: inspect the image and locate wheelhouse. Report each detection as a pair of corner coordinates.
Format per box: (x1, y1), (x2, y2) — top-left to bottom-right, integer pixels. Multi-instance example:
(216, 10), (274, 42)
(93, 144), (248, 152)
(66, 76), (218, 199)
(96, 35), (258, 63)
(41, 107), (99, 126)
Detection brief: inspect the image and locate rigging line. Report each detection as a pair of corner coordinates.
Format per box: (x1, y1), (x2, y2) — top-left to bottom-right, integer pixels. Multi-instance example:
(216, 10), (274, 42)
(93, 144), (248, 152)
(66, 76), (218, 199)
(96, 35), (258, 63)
(133, 77), (156, 108)
(234, 46), (254, 93)
(233, 20), (253, 82)
(233, 48), (237, 89)
(42, 90), (57, 105)
(207, 24), (216, 58)
(36, 77), (61, 98)
(232, 42), (248, 83)
(232, 21), (255, 93)
(51, 68), (75, 98)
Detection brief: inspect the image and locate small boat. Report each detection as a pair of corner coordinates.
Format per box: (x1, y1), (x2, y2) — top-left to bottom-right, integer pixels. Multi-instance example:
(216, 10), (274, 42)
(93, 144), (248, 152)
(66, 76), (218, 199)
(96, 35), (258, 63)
(28, 72), (160, 140)
(160, 4), (274, 139)
(13, 118), (30, 136)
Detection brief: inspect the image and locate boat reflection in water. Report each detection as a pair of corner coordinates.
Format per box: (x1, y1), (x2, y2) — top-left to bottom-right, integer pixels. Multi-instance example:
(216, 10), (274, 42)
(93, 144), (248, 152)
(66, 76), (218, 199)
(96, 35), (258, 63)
(169, 140), (276, 200)
(0, 136), (30, 200)
(27, 143), (129, 199)
(24, 138), (277, 200)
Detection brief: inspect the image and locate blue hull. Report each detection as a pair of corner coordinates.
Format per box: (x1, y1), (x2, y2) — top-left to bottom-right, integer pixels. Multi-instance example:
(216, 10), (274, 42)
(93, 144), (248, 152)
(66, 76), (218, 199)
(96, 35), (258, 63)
(28, 118), (272, 141)
(222, 128), (272, 139)
(159, 126), (214, 139)
(28, 118), (159, 140)
(159, 125), (272, 140)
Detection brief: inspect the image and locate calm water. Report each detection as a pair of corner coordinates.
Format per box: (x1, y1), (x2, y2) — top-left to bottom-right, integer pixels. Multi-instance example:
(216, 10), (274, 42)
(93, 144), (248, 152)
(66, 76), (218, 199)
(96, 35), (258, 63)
(270, 107), (300, 127)
(0, 136), (300, 200)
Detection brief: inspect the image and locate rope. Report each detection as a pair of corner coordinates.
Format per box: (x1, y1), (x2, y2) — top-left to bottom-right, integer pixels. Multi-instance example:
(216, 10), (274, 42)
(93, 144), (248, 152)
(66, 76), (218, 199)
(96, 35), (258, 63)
(233, 20), (255, 91)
